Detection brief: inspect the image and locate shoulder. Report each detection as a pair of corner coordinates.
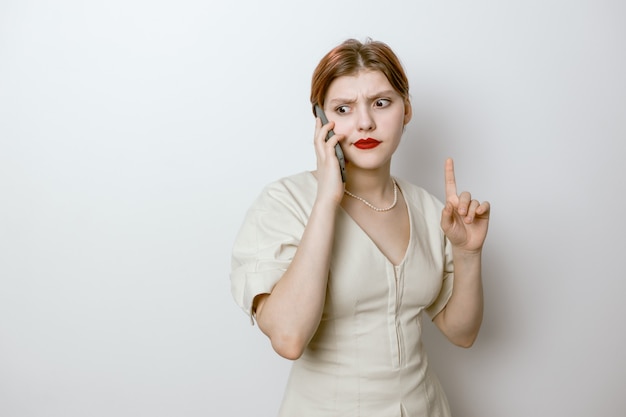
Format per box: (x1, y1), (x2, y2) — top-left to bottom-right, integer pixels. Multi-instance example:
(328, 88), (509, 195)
(262, 171), (316, 197)
(233, 172), (316, 256)
(248, 171), (317, 220)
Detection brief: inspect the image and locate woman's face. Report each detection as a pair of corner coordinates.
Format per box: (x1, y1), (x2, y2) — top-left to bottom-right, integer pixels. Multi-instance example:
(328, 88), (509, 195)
(323, 70), (411, 172)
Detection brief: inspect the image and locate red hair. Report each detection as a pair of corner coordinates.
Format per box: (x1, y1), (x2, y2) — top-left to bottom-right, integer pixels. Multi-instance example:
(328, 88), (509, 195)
(310, 39), (410, 114)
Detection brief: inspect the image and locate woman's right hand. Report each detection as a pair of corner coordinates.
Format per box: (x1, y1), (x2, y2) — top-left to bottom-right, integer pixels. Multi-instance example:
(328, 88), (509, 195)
(313, 117), (345, 206)
(255, 117), (345, 360)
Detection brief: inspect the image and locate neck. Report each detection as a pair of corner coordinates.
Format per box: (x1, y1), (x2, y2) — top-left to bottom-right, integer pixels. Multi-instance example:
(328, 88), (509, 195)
(344, 165), (394, 200)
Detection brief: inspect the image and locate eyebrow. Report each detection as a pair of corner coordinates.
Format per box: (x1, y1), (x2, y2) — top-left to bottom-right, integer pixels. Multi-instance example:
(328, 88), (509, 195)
(326, 90), (398, 106)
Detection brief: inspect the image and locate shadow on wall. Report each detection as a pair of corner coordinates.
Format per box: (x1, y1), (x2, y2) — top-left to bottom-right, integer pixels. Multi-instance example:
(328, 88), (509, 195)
(422, 241), (515, 416)
(394, 103), (451, 199)
(396, 103), (518, 415)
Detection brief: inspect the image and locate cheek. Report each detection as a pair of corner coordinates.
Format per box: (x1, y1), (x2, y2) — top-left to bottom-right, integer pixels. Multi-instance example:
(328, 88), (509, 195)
(332, 119), (352, 136)
(381, 115), (406, 133)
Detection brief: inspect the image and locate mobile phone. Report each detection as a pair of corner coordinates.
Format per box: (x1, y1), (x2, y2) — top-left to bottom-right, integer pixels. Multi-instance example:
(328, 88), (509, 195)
(314, 104), (346, 182)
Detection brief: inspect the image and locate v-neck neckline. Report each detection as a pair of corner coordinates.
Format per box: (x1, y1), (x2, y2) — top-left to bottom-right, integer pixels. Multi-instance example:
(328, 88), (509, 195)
(306, 171), (412, 267)
(338, 187), (412, 268)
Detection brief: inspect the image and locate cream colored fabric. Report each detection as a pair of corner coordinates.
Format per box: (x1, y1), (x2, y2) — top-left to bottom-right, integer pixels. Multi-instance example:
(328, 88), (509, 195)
(231, 171), (454, 417)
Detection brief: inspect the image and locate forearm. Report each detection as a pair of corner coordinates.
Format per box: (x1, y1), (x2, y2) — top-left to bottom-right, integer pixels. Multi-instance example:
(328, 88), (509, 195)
(434, 248), (484, 348)
(255, 198), (338, 359)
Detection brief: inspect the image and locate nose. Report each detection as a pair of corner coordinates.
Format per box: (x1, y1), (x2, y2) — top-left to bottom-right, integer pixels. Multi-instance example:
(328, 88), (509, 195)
(356, 106), (375, 132)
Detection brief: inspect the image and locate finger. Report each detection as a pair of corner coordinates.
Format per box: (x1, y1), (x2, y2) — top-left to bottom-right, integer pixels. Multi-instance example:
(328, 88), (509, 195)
(313, 117), (323, 141)
(464, 199), (481, 223)
(315, 116), (322, 130)
(324, 132), (343, 151)
(314, 120), (334, 157)
(313, 117), (321, 145)
(315, 119), (335, 144)
(475, 201), (491, 217)
(457, 191), (471, 215)
(444, 158), (458, 202)
(440, 201), (455, 231)
(316, 132), (344, 164)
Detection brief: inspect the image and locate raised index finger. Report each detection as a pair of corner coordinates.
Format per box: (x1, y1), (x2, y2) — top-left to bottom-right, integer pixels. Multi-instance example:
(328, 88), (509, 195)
(444, 158), (458, 201)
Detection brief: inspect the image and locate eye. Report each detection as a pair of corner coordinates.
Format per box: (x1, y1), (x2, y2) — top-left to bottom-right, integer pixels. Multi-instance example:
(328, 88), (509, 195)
(335, 105), (350, 114)
(374, 99), (391, 108)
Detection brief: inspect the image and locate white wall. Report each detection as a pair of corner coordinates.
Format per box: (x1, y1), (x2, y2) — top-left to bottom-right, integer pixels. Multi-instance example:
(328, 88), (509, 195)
(1, 1), (624, 416)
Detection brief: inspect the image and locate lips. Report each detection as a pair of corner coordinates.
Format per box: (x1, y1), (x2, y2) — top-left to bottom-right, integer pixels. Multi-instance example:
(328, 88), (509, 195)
(354, 138), (381, 149)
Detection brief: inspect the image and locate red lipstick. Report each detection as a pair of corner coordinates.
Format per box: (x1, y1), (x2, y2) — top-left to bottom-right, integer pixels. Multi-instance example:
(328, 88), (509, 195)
(354, 138), (381, 149)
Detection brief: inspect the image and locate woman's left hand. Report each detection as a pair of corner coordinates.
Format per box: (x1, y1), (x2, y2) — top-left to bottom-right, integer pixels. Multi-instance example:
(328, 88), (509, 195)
(440, 158), (491, 253)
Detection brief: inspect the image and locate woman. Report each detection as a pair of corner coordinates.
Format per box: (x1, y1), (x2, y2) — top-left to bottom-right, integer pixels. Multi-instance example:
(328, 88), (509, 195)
(230, 38), (490, 416)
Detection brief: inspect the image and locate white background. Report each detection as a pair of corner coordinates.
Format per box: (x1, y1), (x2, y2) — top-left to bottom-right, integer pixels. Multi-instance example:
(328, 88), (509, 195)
(1, 1), (625, 416)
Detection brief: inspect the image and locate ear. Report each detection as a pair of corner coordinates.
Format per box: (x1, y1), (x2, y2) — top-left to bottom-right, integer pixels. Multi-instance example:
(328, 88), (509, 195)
(403, 99), (413, 125)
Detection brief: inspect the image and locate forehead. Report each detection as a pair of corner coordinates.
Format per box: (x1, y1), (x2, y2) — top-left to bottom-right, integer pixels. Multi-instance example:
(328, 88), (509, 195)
(325, 70), (398, 100)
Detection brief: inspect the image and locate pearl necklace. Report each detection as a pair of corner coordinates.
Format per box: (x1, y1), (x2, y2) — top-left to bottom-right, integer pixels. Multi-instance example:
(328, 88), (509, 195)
(344, 179), (398, 212)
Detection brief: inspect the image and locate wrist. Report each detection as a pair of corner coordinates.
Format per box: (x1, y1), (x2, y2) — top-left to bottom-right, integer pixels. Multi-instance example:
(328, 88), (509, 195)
(313, 195), (342, 212)
(452, 247), (483, 260)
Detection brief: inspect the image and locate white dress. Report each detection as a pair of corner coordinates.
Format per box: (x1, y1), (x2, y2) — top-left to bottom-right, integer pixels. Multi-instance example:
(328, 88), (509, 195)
(231, 172), (454, 417)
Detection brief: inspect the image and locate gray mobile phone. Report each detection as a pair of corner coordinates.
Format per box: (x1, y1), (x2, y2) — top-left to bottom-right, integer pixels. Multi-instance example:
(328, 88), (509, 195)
(314, 104), (346, 182)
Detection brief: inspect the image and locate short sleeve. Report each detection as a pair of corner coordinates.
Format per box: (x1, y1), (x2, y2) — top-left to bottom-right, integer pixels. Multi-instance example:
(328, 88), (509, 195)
(425, 235), (454, 319)
(230, 176), (312, 321)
